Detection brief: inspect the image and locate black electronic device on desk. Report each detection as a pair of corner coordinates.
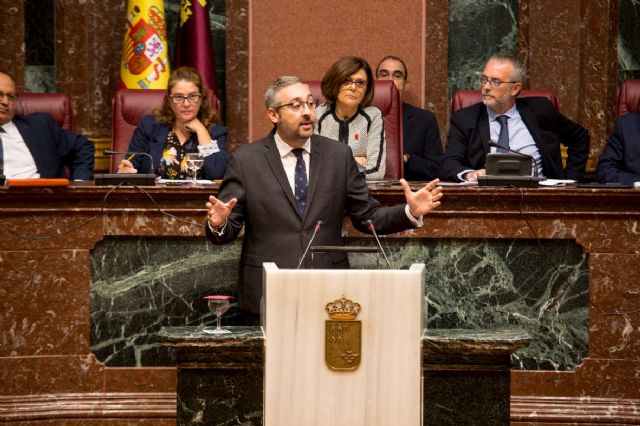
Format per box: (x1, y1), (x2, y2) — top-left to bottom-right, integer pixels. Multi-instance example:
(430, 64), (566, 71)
(477, 142), (541, 188)
(95, 149), (157, 186)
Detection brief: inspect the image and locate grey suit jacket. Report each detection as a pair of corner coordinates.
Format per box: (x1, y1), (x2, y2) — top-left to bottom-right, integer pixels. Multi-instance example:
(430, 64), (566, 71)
(206, 133), (414, 313)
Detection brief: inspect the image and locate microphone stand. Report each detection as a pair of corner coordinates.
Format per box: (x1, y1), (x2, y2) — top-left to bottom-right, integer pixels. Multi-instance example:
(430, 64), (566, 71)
(297, 220), (323, 269)
(95, 150), (157, 186)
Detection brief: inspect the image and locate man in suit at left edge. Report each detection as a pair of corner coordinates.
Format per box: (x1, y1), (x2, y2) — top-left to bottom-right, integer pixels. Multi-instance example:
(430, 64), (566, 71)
(0, 70), (94, 180)
(205, 76), (443, 316)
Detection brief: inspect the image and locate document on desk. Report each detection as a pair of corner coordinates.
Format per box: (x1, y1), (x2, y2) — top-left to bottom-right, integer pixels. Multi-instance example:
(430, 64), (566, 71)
(538, 179), (576, 187)
(157, 179), (215, 185)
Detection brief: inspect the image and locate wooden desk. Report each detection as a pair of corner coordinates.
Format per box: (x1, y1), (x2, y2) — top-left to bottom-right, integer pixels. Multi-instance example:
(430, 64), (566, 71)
(1, 183), (639, 424)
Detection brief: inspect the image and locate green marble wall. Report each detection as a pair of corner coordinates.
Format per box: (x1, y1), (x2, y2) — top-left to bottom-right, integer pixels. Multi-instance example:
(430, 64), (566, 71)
(619, 0), (640, 82)
(90, 236), (588, 371)
(448, 0), (519, 96)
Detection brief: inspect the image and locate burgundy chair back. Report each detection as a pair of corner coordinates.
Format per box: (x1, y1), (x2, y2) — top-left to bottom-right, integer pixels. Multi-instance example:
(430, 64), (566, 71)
(16, 92), (74, 130)
(450, 89), (560, 115)
(306, 79), (403, 180)
(111, 88), (220, 172)
(616, 79), (640, 116)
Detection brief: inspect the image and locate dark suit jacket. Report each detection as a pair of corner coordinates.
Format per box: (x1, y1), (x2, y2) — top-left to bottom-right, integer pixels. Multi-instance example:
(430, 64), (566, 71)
(206, 133), (414, 313)
(13, 113), (94, 180)
(402, 102), (442, 181)
(596, 111), (640, 185)
(129, 115), (228, 179)
(440, 97), (590, 182)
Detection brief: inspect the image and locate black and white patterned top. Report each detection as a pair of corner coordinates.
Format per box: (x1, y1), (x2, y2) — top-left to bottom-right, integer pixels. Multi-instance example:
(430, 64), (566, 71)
(315, 104), (386, 180)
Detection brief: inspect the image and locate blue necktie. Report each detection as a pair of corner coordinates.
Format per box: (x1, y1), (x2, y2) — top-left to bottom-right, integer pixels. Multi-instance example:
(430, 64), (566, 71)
(0, 127), (5, 175)
(292, 148), (307, 216)
(496, 115), (510, 152)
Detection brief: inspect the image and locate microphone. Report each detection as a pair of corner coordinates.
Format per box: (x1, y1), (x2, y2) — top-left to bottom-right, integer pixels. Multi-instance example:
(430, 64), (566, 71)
(364, 219), (392, 268)
(103, 149), (154, 174)
(296, 220), (323, 269)
(487, 141), (539, 177)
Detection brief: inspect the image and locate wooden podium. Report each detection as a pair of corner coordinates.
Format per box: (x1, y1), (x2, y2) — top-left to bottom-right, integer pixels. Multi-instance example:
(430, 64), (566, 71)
(263, 263), (425, 426)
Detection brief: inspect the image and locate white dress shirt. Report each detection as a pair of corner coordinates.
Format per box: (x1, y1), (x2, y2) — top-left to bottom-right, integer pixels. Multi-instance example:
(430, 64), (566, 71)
(0, 121), (40, 179)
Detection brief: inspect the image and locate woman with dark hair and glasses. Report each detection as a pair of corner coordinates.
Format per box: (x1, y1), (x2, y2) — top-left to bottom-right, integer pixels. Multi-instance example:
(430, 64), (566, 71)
(315, 56), (386, 180)
(118, 66), (228, 180)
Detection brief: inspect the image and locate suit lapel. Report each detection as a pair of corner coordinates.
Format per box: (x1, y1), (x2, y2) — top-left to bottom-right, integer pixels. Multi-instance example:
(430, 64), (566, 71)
(517, 99), (546, 155)
(148, 126), (170, 170)
(478, 107), (491, 153)
(263, 135), (301, 218)
(305, 135), (323, 216)
(14, 117), (44, 171)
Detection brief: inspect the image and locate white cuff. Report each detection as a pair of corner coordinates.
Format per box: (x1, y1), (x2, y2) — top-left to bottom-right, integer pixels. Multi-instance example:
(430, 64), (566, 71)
(207, 219), (227, 236)
(458, 169), (475, 182)
(198, 140), (221, 156)
(404, 204), (423, 228)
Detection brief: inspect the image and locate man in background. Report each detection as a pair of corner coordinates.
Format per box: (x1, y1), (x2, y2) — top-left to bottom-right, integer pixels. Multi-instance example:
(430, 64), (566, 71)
(596, 110), (640, 185)
(440, 52), (589, 182)
(376, 55), (442, 181)
(0, 70), (94, 180)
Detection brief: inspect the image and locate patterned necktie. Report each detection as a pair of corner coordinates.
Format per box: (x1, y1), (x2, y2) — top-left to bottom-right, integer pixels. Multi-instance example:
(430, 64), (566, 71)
(496, 115), (510, 152)
(0, 127), (5, 175)
(292, 148), (308, 216)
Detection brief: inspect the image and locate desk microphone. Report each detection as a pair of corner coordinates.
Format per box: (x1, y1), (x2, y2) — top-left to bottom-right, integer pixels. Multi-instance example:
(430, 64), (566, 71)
(103, 149), (154, 174)
(364, 219), (392, 268)
(297, 220), (323, 269)
(487, 141), (539, 177)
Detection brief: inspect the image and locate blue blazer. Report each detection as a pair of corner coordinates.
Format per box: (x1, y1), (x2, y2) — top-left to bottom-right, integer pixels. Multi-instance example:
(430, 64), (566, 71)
(402, 102), (442, 181)
(596, 111), (640, 185)
(13, 113), (95, 180)
(128, 115), (229, 179)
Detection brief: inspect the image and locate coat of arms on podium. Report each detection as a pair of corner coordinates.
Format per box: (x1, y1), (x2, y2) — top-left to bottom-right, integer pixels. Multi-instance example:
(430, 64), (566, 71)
(325, 296), (361, 371)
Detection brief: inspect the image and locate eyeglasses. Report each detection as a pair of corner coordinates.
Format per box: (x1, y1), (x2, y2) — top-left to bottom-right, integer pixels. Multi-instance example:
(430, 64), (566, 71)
(168, 93), (202, 104)
(377, 70), (405, 80)
(0, 92), (17, 103)
(276, 99), (319, 112)
(479, 76), (518, 88)
(340, 78), (368, 89)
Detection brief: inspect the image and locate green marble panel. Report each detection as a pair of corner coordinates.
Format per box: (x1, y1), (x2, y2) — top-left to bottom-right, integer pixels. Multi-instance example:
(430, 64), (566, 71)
(619, 0), (640, 83)
(448, 0), (519, 96)
(90, 236), (587, 371)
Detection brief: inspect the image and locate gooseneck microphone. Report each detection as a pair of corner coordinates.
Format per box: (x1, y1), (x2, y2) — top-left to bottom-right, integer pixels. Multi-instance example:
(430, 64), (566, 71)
(365, 219), (392, 268)
(296, 220), (323, 269)
(487, 141), (539, 177)
(103, 149), (154, 174)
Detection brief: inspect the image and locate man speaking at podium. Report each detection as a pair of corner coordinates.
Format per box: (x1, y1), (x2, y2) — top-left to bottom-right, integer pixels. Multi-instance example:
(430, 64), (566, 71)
(440, 53), (589, 182)
(205, 76), (443, 316)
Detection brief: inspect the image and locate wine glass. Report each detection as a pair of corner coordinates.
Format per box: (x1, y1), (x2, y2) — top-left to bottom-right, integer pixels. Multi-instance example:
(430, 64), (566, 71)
(203, 295), (233, 334)
(185, 152), (205, 183)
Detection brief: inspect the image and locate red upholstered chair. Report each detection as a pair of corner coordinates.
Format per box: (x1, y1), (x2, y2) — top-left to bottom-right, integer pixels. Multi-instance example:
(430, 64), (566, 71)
(111, 88), (220, 172)
(306, 80), (403, 180)
(450, 89), (560, 115)
(16, 92), (74, 130)
(616, 79), (640, 116)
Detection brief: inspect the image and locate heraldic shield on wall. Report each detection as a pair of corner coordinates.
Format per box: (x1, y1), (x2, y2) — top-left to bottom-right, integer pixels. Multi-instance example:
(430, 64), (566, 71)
(325, 296), (362, 371)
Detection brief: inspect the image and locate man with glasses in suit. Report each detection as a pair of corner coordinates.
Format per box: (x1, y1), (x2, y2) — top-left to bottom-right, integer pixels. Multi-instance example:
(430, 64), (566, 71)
(0, 70), (94, 180)
(204, 75), (443, 320)
(440, 52), (589, 182)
